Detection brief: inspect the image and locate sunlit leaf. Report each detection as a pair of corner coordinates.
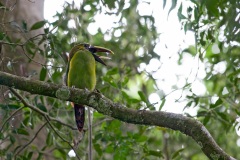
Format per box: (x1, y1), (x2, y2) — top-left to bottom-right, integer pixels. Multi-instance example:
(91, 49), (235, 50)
(138, 91), (148, 103)
(210, 98), (222, 109)
(30, 21), (46, 30)
(159, 99), (166, 111)
(106, 67), (119, 75)
(168, 0), (177, 17)
(163, 0), (167, 9)
(177, 3), (187, 20)
(171, 148), (184, 159)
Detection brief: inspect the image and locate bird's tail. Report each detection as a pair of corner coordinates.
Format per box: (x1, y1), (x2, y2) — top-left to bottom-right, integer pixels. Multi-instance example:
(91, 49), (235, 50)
(74, 104), (85, 132)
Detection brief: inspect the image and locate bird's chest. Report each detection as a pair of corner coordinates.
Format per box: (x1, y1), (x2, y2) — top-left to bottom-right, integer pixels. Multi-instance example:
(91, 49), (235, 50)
(68, 52), (96, 91)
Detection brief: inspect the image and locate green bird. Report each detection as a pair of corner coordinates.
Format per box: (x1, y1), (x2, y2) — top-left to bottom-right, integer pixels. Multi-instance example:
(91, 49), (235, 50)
(66, 43), (113, 132)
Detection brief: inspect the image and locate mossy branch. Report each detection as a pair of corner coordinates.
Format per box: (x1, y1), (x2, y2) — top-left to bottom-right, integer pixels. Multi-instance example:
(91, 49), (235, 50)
(0, 71), (236, 160)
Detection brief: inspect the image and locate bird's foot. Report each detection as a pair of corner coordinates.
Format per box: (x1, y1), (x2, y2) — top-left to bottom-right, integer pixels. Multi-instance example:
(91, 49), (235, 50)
(73, 130), (85, 148)
(94, 88), (101, 93)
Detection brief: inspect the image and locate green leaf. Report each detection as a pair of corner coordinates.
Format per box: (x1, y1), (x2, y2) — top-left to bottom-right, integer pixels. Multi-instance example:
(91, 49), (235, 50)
(10, 134), (16, 144)
(104, 0), (115, 9)
(210, 98), (222, 109)
(36, 153), (43, 160)
(185, 101), (193, 108)
(182, 45), (197, 56)
(46, 132), (53, 146)
(25, 41), (35, 56)
(105, 144), (114, 153)
(135, 134), (148, 142)
(197, 111), (208, 117)
(0, 32), (5, 40)
(22, 21), (28, 32)
(27, 152), (33, 159)
(205, 0), (219, 17)
(36, 103), (47, 112)
(114, 145), (129, 160)
(30, 21), (46, 30)
(171, 148), (184, 159)
(6, 153), (13, 160)
(203, 115), (211, 125)
(44, 27), (49, 34)
(168, 0), (177, 17)
(106, 67), (118, 75)
(40, 67), (47, 81)
(216, 112), (229, 122)
(102, 76), (118, 88)
(159, 99), (166, 111)
(0, 104), (20, 110)
(148, 150), (163, 157)
(129, 98), (141, 104)
(23, 115), (30, 126)
(121, 91), (130, 102)
(163, 0), (167, 9)
(53, 149), (67, 159)
(13, 128), (29, 136)
(138, 91), (148, 103)
(177, 3), (187, 20)
(94, 143), (102, 156)
(121, 76), (129, 87)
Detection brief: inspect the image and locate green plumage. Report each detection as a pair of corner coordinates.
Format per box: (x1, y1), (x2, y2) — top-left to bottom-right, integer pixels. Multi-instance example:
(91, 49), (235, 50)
(66, 45), (96, 132)
(67, 50), (96, 91)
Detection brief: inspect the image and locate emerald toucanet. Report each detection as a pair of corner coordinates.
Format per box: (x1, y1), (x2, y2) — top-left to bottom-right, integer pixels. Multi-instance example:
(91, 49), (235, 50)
(66, 43), (113, 132)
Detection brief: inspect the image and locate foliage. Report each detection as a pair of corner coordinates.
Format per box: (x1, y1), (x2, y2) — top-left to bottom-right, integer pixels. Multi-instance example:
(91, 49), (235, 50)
(0, 0), (239, 159)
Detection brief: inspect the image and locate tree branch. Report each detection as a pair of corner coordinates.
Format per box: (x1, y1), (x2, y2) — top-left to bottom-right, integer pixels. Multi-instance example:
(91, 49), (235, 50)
(0, 71), (236, 160)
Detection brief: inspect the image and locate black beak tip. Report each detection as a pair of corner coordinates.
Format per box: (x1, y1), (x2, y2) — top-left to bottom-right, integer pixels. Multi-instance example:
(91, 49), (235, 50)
(92, 53), (107, 66)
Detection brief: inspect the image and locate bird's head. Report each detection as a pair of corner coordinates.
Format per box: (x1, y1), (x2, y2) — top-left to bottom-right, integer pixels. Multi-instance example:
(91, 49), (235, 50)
(70, 43), (114, 66)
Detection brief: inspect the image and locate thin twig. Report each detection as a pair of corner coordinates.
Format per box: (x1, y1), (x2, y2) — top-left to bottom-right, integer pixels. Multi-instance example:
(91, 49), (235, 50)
(0, 40), (65, 69)
(9, 88), (77, 130)
(0, 106), (25, 133)
(44, 115), (81, 160)
(87, 107), (92, 160)
(9, 87), (81, 159)
(20, 46), (64, 69)
(14, 122), (47, 157)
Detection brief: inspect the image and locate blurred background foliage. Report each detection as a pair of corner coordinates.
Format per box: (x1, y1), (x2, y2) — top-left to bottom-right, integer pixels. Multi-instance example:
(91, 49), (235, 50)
(0, 0), (240, 159)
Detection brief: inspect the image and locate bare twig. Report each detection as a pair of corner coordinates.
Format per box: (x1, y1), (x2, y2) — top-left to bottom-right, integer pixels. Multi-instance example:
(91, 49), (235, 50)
(87, 107), (92, 160)
(0, 106), (25, 133)
(9, 87), (80, 159)
(14, 122), (47, 157)
(9, 88), (77, 130)
(44, 115), (81, 160)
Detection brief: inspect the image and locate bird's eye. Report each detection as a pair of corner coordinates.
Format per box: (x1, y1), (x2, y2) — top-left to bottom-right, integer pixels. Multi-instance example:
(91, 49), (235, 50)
(84, 44), (89, 49)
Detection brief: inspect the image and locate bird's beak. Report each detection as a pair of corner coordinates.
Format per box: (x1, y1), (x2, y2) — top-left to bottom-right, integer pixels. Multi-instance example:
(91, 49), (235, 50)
(89, 46), (114, 66)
